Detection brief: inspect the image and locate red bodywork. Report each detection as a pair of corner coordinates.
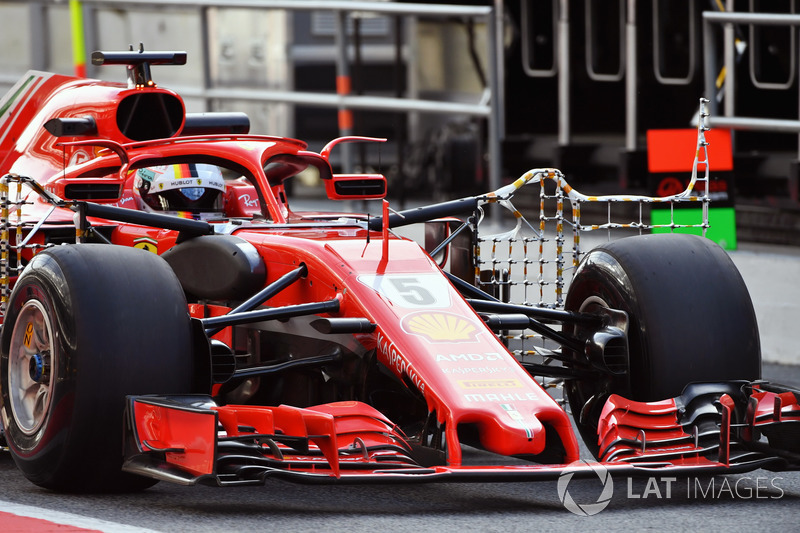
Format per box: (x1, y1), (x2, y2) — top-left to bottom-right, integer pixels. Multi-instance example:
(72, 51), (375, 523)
(1, 57), (799, 487)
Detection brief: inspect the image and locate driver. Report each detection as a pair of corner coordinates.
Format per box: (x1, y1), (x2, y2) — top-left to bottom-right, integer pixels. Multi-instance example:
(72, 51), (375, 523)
(136, 163), (225, 214)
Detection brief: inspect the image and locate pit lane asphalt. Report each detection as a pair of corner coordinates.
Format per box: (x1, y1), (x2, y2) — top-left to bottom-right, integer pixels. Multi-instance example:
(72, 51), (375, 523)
(1, 361), (798, 533)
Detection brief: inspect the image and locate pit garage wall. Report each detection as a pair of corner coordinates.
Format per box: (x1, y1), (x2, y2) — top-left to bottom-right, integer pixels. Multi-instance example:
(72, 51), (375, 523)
(0, 3), (73, 82)
(94, 7), (292, 137)
(0, 4), (292, 137)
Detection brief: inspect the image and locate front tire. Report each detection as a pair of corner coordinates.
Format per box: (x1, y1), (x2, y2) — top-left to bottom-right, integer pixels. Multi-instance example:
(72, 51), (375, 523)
(0, 244), (195, 491)
(564, 234), (760, 455)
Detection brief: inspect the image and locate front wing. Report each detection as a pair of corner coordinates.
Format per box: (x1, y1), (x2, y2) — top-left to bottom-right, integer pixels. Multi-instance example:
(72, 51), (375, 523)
(122, 381), (800, 487)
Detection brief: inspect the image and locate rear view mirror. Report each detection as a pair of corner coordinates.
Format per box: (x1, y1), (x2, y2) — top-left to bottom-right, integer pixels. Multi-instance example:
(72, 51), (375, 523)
(324, 174), (386, 200)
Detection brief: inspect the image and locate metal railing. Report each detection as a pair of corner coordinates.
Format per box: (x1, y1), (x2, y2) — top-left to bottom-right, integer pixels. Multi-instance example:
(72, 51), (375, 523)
(546, 2), (800, 161)
(703, 10), (800, 154)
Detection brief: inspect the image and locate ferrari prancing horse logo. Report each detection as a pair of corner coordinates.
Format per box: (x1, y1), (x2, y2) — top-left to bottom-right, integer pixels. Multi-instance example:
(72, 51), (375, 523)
(133, 237), (158, 254)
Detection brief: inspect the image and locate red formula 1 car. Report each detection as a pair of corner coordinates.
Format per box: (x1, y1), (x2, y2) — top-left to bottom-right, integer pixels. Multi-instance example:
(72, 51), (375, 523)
(0, 49), (797, 492)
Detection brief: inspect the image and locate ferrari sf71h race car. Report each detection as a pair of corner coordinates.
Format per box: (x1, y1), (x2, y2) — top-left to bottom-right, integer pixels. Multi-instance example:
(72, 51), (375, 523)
(0, 49), (798, 492)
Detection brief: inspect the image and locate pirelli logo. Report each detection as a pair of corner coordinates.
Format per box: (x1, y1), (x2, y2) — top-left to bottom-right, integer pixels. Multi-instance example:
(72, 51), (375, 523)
(458, 379), (522, 390)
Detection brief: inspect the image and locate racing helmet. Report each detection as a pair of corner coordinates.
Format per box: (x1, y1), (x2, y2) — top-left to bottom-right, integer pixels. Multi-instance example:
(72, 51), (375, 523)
(136, 163), (225, 213)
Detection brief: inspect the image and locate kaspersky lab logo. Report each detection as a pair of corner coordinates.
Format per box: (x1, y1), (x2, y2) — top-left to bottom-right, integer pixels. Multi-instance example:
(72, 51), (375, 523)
(556, 461), (614, 516)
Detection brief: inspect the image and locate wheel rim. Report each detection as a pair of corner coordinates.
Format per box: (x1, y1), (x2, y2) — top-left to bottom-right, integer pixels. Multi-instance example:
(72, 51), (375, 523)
(8, 300), (56, 436)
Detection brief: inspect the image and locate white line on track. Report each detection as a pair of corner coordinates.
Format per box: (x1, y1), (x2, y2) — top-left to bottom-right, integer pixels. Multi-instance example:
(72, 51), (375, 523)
(0, 499), (162, 533)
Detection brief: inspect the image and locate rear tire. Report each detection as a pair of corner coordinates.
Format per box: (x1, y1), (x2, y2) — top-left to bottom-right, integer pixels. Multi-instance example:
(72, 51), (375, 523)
(0, 244), (195, 491)
(564, 234), (760, 455)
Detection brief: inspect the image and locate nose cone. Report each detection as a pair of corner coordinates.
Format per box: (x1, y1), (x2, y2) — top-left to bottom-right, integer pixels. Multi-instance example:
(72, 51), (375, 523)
(454, 401), (579, 462)
(477, 409), (547, 456)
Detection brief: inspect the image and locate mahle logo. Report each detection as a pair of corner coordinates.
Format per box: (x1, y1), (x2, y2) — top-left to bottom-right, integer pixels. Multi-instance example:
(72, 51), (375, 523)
(556, 461), (614, 516)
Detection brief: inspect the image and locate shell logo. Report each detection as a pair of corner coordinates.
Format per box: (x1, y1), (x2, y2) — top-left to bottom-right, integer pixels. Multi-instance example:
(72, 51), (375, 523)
(402, 311), (480, 343)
